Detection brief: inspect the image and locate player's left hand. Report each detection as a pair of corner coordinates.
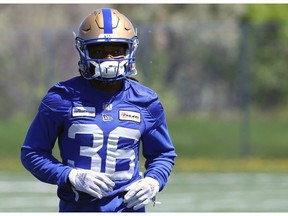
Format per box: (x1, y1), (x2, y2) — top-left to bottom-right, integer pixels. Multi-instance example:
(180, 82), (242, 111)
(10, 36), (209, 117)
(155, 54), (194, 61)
(124, 177), (160, 210)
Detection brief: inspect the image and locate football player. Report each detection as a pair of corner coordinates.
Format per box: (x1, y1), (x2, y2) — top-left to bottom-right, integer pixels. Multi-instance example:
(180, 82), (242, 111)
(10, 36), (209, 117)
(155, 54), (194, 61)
(21, 8), (176, 212)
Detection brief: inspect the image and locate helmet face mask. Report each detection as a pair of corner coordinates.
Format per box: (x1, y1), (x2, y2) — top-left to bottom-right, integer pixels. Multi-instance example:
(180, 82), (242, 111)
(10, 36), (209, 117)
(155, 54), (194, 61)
(75, 8), (139, 82)
(87, 42), (128, 60)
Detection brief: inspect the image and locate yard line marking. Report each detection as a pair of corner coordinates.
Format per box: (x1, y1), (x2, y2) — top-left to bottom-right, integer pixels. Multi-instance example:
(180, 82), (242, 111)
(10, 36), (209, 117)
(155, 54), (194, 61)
(0, 181), (57, 193)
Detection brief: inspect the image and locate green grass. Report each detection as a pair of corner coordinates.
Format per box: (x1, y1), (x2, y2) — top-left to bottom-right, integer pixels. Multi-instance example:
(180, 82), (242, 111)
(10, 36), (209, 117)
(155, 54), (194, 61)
(167, 116), (241, 158)
(0, 120), (30, 161)
(2, 114), (288, 172)
(249, 117), (288, 157)
(167, 114), (288, 159)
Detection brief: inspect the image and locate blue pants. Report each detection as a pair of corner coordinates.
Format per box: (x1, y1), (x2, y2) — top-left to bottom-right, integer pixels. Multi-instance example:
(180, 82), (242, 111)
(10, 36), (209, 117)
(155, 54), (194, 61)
(59, 192), (145, 212)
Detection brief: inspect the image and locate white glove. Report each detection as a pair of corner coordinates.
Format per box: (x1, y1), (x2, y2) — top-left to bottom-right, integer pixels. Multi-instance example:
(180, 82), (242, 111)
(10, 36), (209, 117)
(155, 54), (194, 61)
(68, 169), (115, 199)
(124, 177), (160, 210)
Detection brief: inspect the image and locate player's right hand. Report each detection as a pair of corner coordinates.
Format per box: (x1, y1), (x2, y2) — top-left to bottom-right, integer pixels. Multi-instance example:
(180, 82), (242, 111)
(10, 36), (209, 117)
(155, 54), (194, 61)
(68, 169), (115, 199)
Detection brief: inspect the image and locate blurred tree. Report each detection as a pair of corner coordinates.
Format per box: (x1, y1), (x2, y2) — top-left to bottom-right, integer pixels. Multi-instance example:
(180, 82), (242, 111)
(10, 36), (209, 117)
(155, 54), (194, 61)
(2, 4), (288, 119)
(244, 4), (288, 110)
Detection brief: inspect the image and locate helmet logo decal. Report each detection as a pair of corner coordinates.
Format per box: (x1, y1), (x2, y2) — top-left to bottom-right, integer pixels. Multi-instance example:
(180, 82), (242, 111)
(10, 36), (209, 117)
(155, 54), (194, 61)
(102, 8), (113, 34)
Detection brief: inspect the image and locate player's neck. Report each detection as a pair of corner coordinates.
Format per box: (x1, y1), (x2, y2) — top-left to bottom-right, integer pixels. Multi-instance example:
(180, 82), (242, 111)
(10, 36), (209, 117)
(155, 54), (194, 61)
(89, 79), (124, 92)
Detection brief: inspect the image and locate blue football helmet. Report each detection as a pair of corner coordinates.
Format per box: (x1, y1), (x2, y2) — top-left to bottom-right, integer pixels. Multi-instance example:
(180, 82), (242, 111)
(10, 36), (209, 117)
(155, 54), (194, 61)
(75, 8), (139, 81)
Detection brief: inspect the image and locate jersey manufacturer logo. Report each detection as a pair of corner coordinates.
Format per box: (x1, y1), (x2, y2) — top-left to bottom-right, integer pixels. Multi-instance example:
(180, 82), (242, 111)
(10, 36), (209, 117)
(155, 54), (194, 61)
(72, 106), (96, 117)
(119, 110), (141, 123)
(103, 103), (113, 111)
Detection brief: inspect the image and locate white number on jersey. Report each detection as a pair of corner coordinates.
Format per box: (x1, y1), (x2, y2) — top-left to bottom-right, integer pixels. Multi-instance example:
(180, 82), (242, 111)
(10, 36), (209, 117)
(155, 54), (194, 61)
(68, 124), (141, 181)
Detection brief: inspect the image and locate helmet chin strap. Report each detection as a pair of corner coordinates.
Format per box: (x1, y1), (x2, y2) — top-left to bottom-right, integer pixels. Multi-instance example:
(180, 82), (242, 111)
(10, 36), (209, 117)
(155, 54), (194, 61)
(90, 59), (128, 79)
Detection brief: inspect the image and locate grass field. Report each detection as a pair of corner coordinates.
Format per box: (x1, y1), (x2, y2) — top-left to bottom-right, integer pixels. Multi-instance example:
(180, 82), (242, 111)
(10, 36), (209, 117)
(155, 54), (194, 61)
(3, 113), (288, 160)
(2, 114), (288, 172)
(1, 171), (288, 212)
(1, 114), (288, 212)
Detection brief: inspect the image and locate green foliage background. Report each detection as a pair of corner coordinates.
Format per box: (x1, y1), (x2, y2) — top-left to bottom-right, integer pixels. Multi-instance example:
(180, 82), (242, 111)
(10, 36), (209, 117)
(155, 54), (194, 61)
(1, 4), (288, 172)
(246, 5), (288, 109)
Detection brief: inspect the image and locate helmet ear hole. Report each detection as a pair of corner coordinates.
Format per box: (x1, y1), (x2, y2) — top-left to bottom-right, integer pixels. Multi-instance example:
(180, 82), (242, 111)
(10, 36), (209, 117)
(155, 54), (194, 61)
(89, 64), (96, 76)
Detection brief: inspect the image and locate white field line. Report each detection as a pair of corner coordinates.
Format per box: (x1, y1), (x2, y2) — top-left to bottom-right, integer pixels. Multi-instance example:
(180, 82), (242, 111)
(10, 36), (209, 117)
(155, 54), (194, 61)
(2, 173), (288, 212)
(0, 180), (57, 193)
(0, 180), (58, 210)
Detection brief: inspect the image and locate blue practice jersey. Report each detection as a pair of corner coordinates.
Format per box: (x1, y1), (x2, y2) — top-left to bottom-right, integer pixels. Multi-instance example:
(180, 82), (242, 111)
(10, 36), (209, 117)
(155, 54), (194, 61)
(21, 76), (176, 203)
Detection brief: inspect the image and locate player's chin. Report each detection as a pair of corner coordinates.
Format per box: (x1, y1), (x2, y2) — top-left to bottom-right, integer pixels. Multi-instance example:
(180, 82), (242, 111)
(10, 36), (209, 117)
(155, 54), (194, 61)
(91, 76), (124, 85)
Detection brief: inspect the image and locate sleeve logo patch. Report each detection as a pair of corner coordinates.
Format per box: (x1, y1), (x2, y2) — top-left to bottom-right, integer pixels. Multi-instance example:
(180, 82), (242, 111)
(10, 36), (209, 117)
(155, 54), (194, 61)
(119, 110), (141, 123)
(72, 106), (96, 117)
